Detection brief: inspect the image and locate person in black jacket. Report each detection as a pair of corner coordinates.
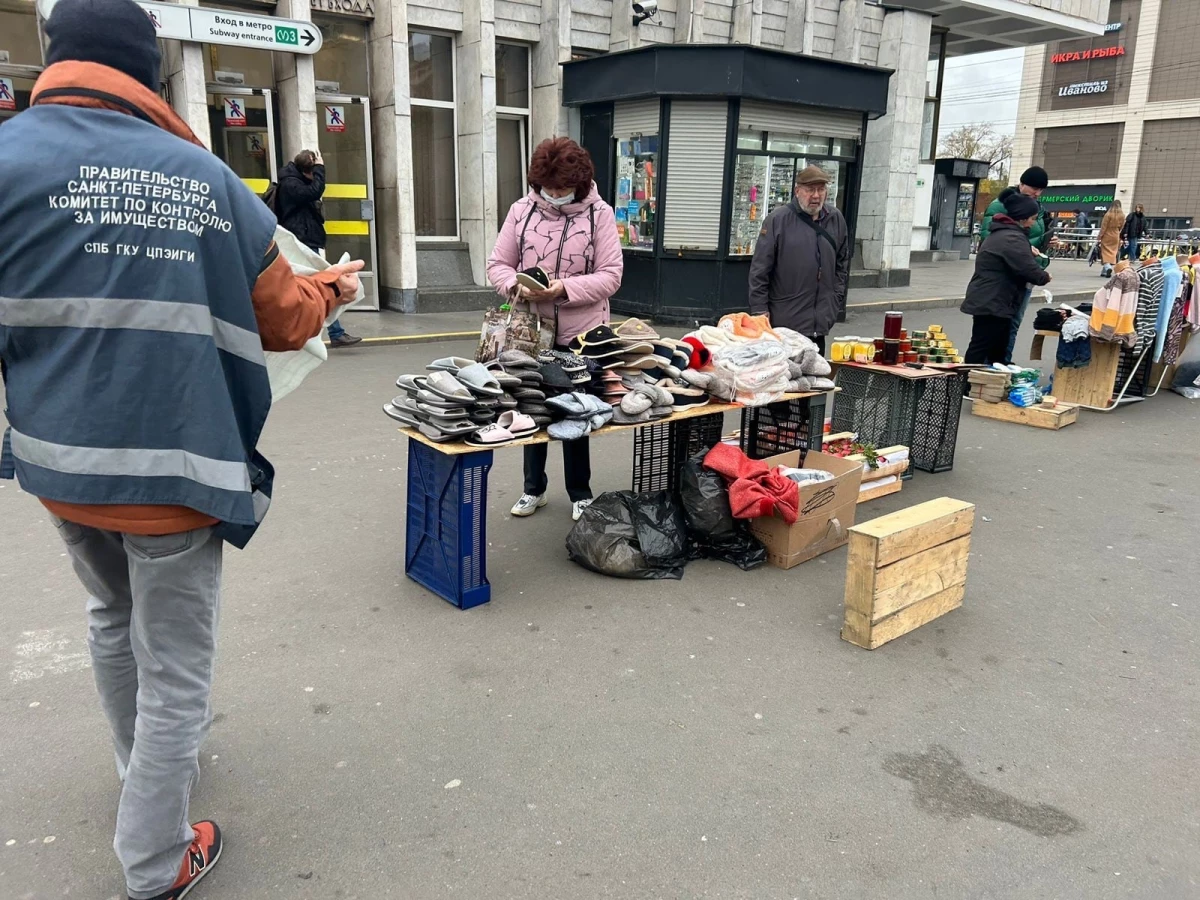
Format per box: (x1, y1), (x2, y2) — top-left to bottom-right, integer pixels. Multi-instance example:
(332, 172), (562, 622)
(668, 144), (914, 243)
(277, 149), (362, 347)
(960, 191), (1052, 365)
(1120, 203), (1147, 263)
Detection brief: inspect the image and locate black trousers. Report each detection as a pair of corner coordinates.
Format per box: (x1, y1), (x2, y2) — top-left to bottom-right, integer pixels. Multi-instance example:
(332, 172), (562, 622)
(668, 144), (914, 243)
(524, 440), (592, 502)
(811, 334), (826, 355)
(965, 315), (1013, 366)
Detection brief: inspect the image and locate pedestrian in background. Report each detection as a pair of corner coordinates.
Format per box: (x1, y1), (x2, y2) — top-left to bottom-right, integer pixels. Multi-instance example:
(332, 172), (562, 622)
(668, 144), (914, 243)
(978, 165), (1053, 363)
(961, 191), (1052, 366)
(748, 164), (851, 355)
(0, 1), (364, 896)
(1121, 202), (1147, 263)
(1098, 200), (1124, 277)
(277, 148), (362, 347)
(486, 137), (623, 523)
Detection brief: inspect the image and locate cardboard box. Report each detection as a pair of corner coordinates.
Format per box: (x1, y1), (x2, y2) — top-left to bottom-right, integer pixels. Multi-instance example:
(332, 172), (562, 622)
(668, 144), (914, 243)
(747, 450), (865, 569)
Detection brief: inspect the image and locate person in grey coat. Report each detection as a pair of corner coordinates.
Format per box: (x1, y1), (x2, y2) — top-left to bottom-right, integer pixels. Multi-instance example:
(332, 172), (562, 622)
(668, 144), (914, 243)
(960, 191), (1052, 365)
(747, 165), (851, 354)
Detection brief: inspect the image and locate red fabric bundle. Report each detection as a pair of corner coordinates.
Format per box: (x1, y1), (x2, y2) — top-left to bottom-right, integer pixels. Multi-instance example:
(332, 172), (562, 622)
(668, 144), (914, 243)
(702, 443), (800, 525)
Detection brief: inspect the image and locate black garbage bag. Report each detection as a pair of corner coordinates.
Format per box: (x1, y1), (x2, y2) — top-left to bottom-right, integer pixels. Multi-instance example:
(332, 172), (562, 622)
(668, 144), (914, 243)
(566, 491), (689, 579)
(679, 449), (768, 571)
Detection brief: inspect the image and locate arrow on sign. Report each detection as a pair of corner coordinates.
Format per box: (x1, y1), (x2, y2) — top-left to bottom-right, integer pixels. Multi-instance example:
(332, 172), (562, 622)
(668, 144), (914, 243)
(302, 29), (316, 47)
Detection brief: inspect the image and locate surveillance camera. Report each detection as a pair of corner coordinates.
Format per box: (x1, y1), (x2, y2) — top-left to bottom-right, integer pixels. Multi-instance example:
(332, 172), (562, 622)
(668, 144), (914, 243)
(632, 0), (657, 24)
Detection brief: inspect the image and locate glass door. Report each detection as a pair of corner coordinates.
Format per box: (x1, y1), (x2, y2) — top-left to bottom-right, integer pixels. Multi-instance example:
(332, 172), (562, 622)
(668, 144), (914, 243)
(496, 114), (527, 230)
(316, 94), (378, 310)
(206, 87), (277, 197)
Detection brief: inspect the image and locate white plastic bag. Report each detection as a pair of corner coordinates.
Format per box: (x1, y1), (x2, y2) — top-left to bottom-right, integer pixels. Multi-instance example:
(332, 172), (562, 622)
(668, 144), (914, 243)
(264, 227), (364, 402)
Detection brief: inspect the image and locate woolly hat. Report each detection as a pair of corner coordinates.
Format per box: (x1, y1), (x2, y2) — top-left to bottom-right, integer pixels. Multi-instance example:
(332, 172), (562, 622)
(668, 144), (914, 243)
(1019, 166), (1049, 190)
(1002, 192), (1039, 221)
(46, 0), (162, 92)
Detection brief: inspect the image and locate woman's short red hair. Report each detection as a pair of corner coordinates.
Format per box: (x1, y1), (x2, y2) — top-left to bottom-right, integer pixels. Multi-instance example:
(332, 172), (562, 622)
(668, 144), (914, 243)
(528, 137), (595, 202)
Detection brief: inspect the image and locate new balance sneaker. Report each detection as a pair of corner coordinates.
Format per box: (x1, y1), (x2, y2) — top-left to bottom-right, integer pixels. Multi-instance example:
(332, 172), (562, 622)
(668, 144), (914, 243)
(510, 493), (548, 517)
(136, 821), (222, 900)
(572, 499), (593, 522)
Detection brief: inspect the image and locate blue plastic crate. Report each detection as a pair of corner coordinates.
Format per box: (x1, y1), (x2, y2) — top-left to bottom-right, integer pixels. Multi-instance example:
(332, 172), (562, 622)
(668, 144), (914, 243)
(405, 441), (493, 609)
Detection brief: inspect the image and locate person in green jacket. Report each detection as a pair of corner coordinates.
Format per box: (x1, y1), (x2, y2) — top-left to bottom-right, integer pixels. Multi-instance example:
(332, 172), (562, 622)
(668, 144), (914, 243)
(977, 166), (1054, 363)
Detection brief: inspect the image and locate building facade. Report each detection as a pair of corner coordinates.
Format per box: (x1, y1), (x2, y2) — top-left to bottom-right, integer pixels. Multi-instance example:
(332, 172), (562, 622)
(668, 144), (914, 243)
(1013, 0), (1200, 233)
(1, 0), (1105, 317)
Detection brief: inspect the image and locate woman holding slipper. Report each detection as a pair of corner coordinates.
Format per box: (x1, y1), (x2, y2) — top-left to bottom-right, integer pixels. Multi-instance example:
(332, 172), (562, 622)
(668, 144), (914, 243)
(486, 137), (624, 521)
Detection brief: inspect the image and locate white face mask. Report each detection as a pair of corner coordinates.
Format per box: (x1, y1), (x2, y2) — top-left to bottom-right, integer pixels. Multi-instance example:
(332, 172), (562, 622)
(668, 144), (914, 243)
(541, 189), (574, 207)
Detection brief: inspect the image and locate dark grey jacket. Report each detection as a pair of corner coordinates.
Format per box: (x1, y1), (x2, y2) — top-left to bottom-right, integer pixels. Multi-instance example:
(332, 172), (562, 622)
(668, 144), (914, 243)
(748, 199), (850, 337)
(961, 217), (1051, 319)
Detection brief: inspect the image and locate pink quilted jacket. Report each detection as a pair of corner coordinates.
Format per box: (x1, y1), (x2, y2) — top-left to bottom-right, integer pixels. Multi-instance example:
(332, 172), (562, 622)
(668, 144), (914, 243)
(486, 184), (624, 343)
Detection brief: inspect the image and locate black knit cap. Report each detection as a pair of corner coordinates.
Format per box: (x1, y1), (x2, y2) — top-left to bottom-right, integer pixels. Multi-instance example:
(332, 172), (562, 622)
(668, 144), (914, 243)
(1019, 166), (1049, 190)
(1002, 191), (1040, 221)
(46, 0), (162, 92)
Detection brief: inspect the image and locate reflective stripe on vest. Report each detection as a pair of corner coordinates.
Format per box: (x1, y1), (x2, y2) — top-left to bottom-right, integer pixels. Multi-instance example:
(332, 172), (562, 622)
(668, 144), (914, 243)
(0, 295), (265, 367)
(8, 429), (251, 493)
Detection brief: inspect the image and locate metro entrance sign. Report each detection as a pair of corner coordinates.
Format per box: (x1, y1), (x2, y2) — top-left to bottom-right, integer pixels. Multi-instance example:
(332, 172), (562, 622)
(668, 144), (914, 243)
(135, 2), (323, 54)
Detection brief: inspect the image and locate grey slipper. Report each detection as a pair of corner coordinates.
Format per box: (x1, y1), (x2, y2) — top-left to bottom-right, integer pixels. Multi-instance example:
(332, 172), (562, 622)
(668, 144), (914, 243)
(383, 403), (421, 427)
(416, 389), (471, 408)
(549, 418), (591, 441)
(395, 374), (422, 394)
(513, 388), (547, 402)
(621, 391), (653, 415)
(426, 356), (476, 374)
(423, 370), (475, 403)
(612, 407), (651, 425)
(420, 403), (470, 421)
(457, 363), (504, 397)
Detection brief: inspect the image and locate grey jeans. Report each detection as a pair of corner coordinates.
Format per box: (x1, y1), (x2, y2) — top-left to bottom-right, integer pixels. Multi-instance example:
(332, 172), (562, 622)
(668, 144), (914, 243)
(53, 518), (223, 899)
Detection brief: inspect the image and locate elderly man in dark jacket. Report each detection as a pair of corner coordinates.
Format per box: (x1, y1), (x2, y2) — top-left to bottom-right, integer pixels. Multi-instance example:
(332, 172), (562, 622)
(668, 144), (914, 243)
(277, 149), (362, 346)
(961, 192), (1053, 365)
(748, 165), (851, 354)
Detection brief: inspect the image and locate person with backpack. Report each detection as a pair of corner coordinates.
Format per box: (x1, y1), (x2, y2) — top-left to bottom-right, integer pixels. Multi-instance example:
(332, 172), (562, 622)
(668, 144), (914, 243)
(276, 149), (362, 347)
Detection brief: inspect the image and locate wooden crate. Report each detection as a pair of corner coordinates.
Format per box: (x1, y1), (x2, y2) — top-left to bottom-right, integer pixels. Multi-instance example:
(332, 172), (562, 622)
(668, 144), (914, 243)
(971, 399), (1079, 430)
(853, 449), (909, 504)
(841, 497), (975, 650)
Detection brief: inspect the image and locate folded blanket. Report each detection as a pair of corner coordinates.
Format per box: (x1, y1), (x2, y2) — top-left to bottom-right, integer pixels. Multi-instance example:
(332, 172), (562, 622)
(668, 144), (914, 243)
(703, 443), (799, 524)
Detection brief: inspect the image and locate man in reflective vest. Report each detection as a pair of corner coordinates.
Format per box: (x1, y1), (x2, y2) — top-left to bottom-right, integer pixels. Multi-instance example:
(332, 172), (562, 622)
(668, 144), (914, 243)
(0, 1), (363, 897)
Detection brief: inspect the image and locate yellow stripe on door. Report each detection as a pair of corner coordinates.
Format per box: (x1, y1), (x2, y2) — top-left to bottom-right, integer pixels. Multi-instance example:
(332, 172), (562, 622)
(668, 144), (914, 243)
(326, 220), (370, 235)
(242, 178), (271, 195)
(324, 183), (369, 199)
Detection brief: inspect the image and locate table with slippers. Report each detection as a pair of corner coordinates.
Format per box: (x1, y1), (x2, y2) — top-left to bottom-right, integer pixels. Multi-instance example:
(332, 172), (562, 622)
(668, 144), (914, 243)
(384, 315), (837, 609)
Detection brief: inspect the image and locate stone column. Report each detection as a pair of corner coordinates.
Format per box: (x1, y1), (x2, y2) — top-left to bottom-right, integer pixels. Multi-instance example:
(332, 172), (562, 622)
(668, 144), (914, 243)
(458, 0), (499, 283)
(1114, 0), (1161, 206)
(609, 0), (641, 52)
(732, 0), (762, 45)
(783, 0), (813, 54)
(531, 0), (571, 145)
(369, 0), (420, 311)
(162, 0), (211, 147)
(674, 0), (706, 43)
(275, 0), (321, 161)
(858, 8), (932, 285)
(834, 0), (863, 63)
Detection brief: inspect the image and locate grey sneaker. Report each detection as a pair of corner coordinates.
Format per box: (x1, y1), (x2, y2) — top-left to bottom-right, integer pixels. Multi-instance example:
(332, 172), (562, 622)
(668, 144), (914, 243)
(511, 493), (547, 517)
(572, 499), (593, 522)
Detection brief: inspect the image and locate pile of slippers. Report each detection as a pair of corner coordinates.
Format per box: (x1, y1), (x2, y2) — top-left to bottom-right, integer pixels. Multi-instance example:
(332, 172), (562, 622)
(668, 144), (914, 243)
(494, 350), (553, 429)
(572, 318), (710, 414)
(384, 358), (528, 443)
(546, 393), (614, 440)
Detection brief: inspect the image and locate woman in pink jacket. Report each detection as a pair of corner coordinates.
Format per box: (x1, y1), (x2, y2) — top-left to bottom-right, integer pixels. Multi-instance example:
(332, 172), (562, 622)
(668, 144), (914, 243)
(486, 137), (624, 521)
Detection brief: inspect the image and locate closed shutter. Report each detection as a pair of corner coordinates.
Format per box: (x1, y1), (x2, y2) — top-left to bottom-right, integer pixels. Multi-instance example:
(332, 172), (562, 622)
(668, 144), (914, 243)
(739, 100), (863, 141)
(613, 99), (660, 137)
(662, 101), (728, 252)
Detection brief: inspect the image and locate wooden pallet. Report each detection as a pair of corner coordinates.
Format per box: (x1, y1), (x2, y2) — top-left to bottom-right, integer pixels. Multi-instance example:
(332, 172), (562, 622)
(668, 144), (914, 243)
(842, 498), (975, 650)
(970, 399), (1079, 430)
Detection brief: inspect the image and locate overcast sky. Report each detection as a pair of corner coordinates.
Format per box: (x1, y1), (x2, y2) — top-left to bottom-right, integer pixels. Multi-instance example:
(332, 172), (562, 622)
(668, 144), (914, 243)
(937, 48), (1025, 141)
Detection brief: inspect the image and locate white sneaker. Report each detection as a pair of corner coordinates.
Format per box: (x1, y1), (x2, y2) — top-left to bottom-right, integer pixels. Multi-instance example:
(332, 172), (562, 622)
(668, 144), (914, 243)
(572, 499), (593, 522)
(511, 493), (547, 517)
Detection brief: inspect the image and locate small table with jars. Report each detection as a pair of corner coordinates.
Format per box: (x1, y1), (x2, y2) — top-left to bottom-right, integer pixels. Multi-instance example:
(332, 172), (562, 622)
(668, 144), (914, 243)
(828, 315), (969, 477)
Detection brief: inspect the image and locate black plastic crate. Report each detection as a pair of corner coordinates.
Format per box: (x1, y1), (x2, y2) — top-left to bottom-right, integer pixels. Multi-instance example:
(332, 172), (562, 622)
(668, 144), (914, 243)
(910, 371), (966, 473)
(830, 367), (920, 478)
(1115, 345), (1155, 399)
(631, 413), (724, 493)
(739, 395), (826, 461)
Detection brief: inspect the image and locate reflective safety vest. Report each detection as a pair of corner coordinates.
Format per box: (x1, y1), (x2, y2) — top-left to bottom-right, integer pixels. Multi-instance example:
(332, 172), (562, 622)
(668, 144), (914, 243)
(0, 104), (279, 548)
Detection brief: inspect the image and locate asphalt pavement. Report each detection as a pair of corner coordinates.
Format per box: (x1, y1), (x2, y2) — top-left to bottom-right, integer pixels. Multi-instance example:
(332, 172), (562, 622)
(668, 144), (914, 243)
(1, 309), (1197, 899)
